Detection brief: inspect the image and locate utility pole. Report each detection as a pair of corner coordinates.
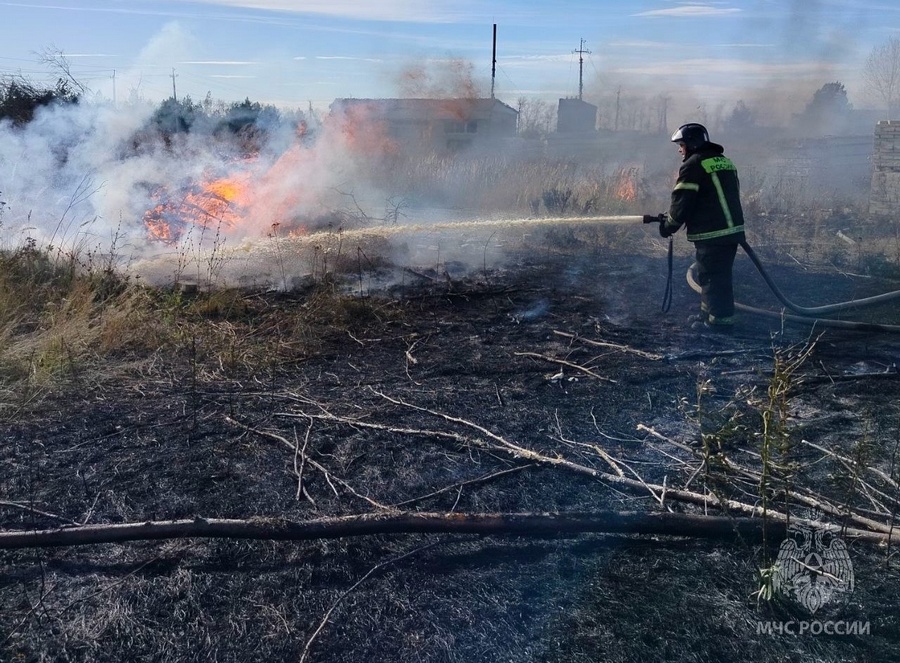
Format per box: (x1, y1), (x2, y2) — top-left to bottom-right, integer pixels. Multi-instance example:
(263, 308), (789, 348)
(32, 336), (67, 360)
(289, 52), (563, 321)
(573, 38), (591, 101)
(614, 86), (621, 131)
(659, 94), (670, 133)
(112, 69), (116, 106)
(491, 23), (497, 100)
(171, 68), (178, 102)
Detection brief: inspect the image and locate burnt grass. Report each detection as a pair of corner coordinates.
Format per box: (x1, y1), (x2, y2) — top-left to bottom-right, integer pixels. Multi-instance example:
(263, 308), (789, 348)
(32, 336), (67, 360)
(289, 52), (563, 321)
(3, 228), (900, 662)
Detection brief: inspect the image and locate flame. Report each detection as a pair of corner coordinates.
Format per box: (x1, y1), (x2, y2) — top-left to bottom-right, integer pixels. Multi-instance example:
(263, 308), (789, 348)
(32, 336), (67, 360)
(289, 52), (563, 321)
(144, 172), (251, 243)
(143, 109), (398, 244)
(612, 167), (639, 202)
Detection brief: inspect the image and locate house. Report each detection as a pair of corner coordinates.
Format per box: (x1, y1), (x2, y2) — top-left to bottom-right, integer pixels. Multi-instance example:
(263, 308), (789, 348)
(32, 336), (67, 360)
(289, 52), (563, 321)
(329, 98), (518, 152)
(557, 98), (597, 133)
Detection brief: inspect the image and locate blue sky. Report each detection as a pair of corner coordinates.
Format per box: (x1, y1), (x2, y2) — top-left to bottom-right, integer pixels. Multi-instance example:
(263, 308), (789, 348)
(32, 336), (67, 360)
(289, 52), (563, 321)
(0, 0), (899, 114)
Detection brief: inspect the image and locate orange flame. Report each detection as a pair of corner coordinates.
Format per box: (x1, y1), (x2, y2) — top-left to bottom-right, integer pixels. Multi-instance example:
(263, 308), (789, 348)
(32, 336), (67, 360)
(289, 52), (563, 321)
(144, 173), (251, 243)
(612, 167), (639, 202)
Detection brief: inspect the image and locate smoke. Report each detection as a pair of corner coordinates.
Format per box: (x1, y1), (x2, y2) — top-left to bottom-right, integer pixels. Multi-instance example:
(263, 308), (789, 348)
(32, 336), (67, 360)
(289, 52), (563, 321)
(135, 22), (194, 74)
(0, 43), (547, 289)
(394, 57), (486, 99)
(0, 17), (413, 285)
(0, 99), (150, 249)
(0, 80), (534, 290)
(0, 93), (385, 252)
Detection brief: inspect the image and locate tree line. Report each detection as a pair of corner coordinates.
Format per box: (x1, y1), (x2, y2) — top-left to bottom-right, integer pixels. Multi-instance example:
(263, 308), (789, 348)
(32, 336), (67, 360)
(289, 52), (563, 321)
(0, 75), (308, 143)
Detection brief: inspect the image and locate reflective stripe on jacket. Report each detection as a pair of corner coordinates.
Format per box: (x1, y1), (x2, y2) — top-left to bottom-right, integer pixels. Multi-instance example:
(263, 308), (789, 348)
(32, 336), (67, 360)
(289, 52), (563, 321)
(663, 144), (745, 243)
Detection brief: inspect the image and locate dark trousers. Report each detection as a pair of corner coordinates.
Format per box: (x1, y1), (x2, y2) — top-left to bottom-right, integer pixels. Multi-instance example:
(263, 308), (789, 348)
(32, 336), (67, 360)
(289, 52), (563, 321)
(695, 242), (738, 325)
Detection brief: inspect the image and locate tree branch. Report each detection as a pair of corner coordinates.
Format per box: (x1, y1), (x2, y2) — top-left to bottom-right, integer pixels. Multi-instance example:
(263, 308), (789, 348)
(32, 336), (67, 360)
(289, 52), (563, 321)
(2, 510), (896, 550)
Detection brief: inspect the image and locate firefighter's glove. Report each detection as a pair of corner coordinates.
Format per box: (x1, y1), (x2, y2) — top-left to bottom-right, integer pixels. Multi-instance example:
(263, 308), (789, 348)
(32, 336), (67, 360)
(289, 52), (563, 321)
(659, 221), (675, 238)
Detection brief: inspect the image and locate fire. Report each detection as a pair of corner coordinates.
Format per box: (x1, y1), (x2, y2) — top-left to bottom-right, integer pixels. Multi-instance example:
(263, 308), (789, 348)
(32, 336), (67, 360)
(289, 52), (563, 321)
(144, 173), (251, 243)
(612, 166), (639, 202)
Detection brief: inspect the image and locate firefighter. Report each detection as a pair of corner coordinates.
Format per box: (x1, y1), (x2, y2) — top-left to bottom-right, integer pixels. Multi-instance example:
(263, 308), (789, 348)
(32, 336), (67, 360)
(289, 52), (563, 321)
(644, 123), (745, 332)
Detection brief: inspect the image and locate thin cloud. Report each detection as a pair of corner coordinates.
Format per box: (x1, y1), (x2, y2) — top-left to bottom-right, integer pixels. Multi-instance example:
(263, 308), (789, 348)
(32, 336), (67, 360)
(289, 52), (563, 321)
(614, 57), (846, 78)
(609, 38), (769, 49)
(0, 1), (456, 31)
(607, 39), (668, 48)
(314, 55), (383, 63)
(634, 4), (741, 18)
(499, 54), (577, 68)
(167, 0), (478, 23)
(179, 60), (258, 65)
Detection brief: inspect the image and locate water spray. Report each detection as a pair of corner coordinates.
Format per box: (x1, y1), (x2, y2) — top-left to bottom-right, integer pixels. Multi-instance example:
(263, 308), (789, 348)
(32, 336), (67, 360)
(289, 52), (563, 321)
(154, 214), (645, 291)
(288, 214), (643, 244)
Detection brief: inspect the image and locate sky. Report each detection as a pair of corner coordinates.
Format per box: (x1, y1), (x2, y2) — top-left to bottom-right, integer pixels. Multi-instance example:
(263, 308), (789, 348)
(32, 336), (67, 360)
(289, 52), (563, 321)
(1, 0), (899, 114)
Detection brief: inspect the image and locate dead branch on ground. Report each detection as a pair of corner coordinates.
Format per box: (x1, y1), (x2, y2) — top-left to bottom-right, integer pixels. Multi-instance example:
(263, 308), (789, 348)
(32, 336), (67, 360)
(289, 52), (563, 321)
(513, 351), (618, 382)
(391, 465), (534, 508)
(228, 390), (896, 547)
(6, 509), (896, 550)
(299, 541), (439, 663)
(226, 416), (389, 510)
(636, 423), (899, 536)
(553, 330), (663, 360)
(360, 391), (898, 540)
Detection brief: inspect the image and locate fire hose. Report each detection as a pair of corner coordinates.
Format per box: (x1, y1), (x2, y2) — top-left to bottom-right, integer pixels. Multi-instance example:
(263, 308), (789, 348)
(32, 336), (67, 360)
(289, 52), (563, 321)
(691, 241), (900, 333)
(643, 214), (900, 332)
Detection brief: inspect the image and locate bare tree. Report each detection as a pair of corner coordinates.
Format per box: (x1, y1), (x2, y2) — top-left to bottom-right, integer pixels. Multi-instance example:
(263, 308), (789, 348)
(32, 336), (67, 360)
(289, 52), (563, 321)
(516, 96), (555, 137)
(39, 46), (89, 96)
(655, 93), (670, 133)
(863, 35), (900, 120)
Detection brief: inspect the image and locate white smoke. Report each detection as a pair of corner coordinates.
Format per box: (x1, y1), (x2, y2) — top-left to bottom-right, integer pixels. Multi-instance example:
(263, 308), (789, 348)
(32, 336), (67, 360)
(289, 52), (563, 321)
(0, 100), (150, 249)
(0, 91), (386, 272)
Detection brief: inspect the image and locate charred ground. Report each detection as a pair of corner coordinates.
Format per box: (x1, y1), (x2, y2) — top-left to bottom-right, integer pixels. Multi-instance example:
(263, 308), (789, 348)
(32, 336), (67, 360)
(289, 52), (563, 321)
(2, 220), (900, 662)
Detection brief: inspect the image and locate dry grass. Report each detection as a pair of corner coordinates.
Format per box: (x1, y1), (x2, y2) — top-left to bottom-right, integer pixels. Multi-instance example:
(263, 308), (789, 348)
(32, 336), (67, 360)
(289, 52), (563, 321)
(0, 235), (412, 421)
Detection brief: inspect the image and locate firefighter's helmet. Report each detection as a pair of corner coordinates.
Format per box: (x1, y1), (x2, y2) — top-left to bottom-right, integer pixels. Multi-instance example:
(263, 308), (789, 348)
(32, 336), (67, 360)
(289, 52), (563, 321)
(670, 123), (709, 150)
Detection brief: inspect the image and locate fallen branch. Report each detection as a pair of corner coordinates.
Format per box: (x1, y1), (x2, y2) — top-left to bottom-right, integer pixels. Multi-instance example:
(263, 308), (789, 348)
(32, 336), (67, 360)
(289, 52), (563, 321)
(300, 541), (439, 663)
(294, 421), (316, 506)
(391, 465), (534, 508)
(364, 391), (822, 525)
(7, 509), (895, 550)
(0, 501), (81, 527)
(800, 438), (900, 492)
(226, 416), (388, 510)
(362, 391), (900, 540)
(553, 330), (663, 360)
(637, 423), (900, 534)
(513, 352), (617, 383)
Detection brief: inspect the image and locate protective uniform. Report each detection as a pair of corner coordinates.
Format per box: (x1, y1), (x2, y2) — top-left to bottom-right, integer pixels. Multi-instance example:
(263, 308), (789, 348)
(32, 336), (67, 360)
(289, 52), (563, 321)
(660, 124), (745, 328)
